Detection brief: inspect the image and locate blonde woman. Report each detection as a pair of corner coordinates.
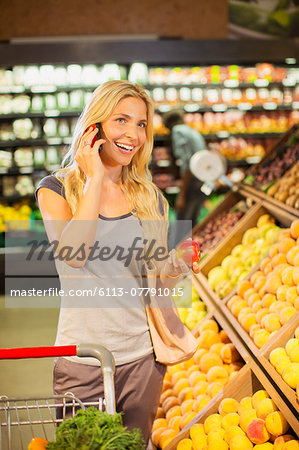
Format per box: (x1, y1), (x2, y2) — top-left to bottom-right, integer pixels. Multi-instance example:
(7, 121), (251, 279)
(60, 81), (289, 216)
(36, 80), (197, 444)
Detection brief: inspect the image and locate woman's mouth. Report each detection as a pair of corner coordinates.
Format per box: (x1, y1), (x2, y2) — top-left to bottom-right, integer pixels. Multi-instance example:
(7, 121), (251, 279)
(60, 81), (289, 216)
(115, 142), (135, 154)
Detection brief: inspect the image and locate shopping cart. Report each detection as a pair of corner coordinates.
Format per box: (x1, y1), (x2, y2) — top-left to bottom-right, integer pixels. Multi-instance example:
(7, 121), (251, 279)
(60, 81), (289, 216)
(0, 343), (116, 450)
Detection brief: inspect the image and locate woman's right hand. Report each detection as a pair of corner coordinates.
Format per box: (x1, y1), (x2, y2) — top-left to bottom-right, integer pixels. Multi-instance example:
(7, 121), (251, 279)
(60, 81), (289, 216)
(75, 126), (106, 181)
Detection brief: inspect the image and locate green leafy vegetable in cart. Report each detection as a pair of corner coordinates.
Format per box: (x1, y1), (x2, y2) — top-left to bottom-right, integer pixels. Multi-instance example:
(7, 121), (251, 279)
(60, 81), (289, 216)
(47, 407), (145, 449)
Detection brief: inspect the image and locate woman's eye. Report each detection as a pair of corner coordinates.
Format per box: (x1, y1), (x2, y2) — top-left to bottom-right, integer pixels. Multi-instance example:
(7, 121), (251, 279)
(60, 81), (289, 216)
(138, 122), (146, 128)
(117, 118), (125, 123)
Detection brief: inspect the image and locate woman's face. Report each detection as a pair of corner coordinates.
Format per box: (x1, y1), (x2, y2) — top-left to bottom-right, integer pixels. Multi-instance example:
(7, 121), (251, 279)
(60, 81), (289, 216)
(100, 96), (147, 166)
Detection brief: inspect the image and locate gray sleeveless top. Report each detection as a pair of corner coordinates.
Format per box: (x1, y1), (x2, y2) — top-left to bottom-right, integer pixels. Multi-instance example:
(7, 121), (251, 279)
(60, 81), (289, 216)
(36, 175), (154, 366)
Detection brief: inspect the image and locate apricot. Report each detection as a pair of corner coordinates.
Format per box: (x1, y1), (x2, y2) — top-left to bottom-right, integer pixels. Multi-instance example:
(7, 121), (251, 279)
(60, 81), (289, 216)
(238, 396), (253, 414)
(160, 388), (175, 404)
(290, 219), (299, 240)
(180, 411), (197, 429)
(281, 441), (299, 450)
(248, 292), (262, 307)
(182, 357), (195, 371)
(254, 444), (274, 449)
(189, 423), (205, 439)
(152, 427), (168, 446)
(219, 398), (239, 416)
(228, 294), (243, 309)
(155, 407), (164, 419)
(193, 348), (209, 365)
(162, 379), (172, 392)
(192, 434), (208, 449)
(189, 371), (207, 387)
(173, 378), (190, 396)
(278, 238), (296, 255)
(294, 253), (299, 266)
(260, 257), (272, 272)
(238, 280), (254, 297)
(285, 287), (298, 305)
(244, 288), (259, 302)
(219, 329), (231, 344)
(210, 342), (225, 356)
(269, 301), (293, 315)
(275, 357), (291, 375)
(281, 362), (299, 388)
(152, 418), (168, 431)
(167, 363), (183, 376)
(295, 327), (299, 339)
(251, 271), (265, 285)
(231, 300), (249, 317)
(262, 293), (277, 308)
(273, 264), (291, 280)
(221, 412), (240, 429)
(178, 387), (194, 404)
(239, 409), (258, 432)
(206, 366), (229, 384)
(193, 394), (211, 413)
(207, 438), (228, 449)
(272, 253), (288, 267)
(253, 329), (271, 348)
(273, 435), (296, 450)
(286, 246), (299, 265)
(238, 307), (254, 323)
(224, 425), (245, 443)
(200, 353), (223, 374)
(247, 418), (270, 444)
(269, 347), (288, 367)
(159, 428), (178, 448)
(199, 319), (219, 334)
(281, 267), (295, 287)
(256, 398), (278, 420)
(280, 307), (297, 325)
(168, 415), (181, 432)
(180, 399), (195, 416)
(229, 434), (253, 450)
(265, 411), (289, 436)
(172, 370), (188, 385)
(241, 313), (257, 333)
(261, 313), (282, 332)
(165, 405), (181, 422)
(254, 277), (267, 294)
(265, 275), (282, 295)
(252, 300), (263, 313)
(220, 343), (240, 364)
(198, 329), (221, 349)
(176, 438), (193, 450)
(204, 413), (222, 433)
(252, 390), (270, 409)
(206, 381), (223, 398)
(290, 346), (299, 363)
(285, 338), (299, 356)
(293, 267), (299, 284)
(269, 243), (280, 258)
(294, 297), (299, 311)
(276, 286), (289, 302)
(192, 381), (209, 397)
(250, 324), (262, 338)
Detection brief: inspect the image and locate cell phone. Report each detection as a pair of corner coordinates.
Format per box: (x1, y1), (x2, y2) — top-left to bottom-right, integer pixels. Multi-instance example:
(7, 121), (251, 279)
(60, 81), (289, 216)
(89, 122), (103, 153)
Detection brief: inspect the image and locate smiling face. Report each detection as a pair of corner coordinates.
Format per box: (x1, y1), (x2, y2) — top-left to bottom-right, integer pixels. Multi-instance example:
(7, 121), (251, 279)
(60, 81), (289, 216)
(100, 96), (148, 167)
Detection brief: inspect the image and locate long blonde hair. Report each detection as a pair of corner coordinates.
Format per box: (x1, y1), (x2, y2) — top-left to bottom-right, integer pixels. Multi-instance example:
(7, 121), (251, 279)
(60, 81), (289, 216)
(55, 80), (168, 221)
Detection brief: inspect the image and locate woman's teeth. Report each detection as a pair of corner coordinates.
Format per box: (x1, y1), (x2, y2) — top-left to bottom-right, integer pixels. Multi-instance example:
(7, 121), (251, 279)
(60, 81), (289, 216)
(115, 142), (134, 152)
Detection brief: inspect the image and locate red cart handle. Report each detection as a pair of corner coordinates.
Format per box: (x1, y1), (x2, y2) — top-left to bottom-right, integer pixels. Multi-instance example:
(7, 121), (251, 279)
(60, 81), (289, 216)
(0, 345), (77, 359)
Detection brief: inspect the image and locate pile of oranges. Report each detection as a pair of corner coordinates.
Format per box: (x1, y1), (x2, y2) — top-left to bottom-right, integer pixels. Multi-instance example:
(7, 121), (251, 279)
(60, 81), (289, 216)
(227, 219), (299, 349)
(151, 319), (244, 448)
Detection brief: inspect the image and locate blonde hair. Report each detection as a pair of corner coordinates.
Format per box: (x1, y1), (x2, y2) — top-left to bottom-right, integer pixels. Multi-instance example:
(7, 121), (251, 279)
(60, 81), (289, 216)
(55, 80), (168, 221)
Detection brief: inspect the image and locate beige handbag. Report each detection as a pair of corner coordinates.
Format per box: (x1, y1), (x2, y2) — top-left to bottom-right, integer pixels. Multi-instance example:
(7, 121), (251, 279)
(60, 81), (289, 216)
(143, 259), (198, 366)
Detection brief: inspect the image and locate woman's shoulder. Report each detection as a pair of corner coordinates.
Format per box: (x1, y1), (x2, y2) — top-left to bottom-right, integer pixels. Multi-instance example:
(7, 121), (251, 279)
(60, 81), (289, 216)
(35, 174), (65, 200)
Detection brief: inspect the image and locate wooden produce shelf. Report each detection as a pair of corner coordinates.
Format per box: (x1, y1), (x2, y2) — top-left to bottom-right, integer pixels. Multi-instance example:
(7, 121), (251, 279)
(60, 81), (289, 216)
(164, 359), (299, 450)
(194, 200), (298, 308)
(259, 312), (299, 417)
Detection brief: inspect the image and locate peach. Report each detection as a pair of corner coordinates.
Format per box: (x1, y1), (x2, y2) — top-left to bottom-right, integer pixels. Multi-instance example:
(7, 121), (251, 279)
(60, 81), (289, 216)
(198, 329), (221, 349)
(238, 396), (253, 414)
(265, 411), (289, 436)
(188, 371), (207, 387)
(199, 319), (219, 334)
(290, 346), (299, 363)
(254, 444), (274, 449)
(193, 348), (208, 365)
(256, 398), (278, 420)
(192, 434), (208, 449)
(261, 313), (282, 332)
(176, 438), (193, 450)
(180, 411), (197, 429)
(219, 397), (239, 416)
(220, 343), (241, 364)
(206, 366), (229, 384)
(210, 342), (226, 356)
(281, 442), (299, 450)
(204, 413), (222, 433)
(207, 427), (225, 443)
(221, 412), (240, 429)
(193, 394), (211, 413)
(241, 313), (258, 333)
(290, 219), (299, 239)
(180, 399), (195, 415)
(265, 275), (282, 295)
(275, 357), (291, 375)
(246, 418), (271, 444)
(281, 267), (295, 287)
(206, 382), (223, 398)
(253, 329), (271, 349)
(250, 324), (262, 338)
(229, 434), (253, 450)
(224, 425), (245, 444)
(189, 423), (205, 439)
(276, 286), (289, 302)
(273, 435), (296, 450)
(239, 409), (258, 433)
(285, 287), (299, 305)
(269, 347), (288, 367)
(200, 352), (223, 373)
(159, 428), (178, 448)
(281, 362), (299, 388)
(252, 390), (270, 409)
(192, 381), (209, 397)
(178, 387), (194, 404)
(207, 438), (228, 449)
(285, 338), (299, 356)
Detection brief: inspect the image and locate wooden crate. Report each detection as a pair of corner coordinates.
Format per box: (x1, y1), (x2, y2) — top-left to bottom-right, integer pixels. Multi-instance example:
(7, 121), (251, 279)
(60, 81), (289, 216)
(259, 312), (299, 417)
(195, 200), (298, 307)
(164, 358), (299, 450)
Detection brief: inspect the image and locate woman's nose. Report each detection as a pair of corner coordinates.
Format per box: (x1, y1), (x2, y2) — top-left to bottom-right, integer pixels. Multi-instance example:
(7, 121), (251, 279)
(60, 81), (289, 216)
(125, 125), (138, 139)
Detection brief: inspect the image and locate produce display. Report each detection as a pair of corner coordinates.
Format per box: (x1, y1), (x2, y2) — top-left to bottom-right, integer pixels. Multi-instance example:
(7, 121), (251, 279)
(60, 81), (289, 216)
(207, 214), (283, 299)
(267, 161), (299, 210)
(172, 279), (208, 330)
(227, 219), (299, 349)
(269, 326), (299, 396)
(210, 138), (266, 162)
(175, 390), (299, 449)
(245, 132), (299, 190)
(193, 203), (246, 258)
(151, 319), (244, 448)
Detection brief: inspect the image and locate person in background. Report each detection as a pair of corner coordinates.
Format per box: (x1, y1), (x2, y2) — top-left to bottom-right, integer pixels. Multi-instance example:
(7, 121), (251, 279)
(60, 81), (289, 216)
(163, 109), (207, 244)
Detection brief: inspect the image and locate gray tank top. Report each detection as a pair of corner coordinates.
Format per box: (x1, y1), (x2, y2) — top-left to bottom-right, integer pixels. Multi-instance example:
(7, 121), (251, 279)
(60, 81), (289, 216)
(36, 176), (153, 366)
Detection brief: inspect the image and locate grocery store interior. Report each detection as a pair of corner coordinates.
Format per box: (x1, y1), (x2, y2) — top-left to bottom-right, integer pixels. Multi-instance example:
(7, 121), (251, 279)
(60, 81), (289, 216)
(0, 0), (299, 449)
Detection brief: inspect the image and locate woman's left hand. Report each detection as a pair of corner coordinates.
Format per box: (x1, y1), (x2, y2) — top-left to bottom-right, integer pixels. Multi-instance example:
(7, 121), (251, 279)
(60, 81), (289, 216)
(160, 249), (190, 279)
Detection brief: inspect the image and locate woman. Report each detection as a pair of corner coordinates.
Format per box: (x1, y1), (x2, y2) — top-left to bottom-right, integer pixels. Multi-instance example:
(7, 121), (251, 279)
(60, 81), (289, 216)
(36, 80), (198, 444)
